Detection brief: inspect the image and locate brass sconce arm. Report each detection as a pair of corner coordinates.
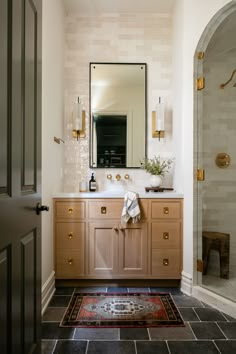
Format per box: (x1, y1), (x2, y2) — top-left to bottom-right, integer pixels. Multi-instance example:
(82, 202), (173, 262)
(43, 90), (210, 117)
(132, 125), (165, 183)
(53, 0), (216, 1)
(220, 69), (236, 89)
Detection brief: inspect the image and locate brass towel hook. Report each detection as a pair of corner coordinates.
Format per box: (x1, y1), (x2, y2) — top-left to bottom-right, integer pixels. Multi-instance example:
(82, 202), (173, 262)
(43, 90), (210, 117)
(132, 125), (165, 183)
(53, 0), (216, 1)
(220, 69), (236, 89)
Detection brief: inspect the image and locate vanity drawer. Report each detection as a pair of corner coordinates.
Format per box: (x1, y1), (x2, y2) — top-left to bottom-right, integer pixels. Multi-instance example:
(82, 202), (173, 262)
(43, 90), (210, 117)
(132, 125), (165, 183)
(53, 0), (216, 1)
(55, 200), (86, 220)
(56, 249), (84, 278)
(55, 222), (85, 249)
(151, 201), (181, 220)
(152, 249), (181, 278)
(151, 222), (181, 249)
(88, 200), (123, 219)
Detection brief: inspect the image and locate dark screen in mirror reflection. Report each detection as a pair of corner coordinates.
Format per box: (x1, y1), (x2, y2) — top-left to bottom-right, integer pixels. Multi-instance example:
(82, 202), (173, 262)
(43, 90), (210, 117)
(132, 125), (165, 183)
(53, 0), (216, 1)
(90, 63), (147, 168)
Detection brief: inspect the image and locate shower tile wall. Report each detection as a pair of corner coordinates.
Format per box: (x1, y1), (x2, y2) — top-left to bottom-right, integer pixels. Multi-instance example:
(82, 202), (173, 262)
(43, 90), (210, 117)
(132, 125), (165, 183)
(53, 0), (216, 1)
(64, 12), (174, 192)
(203, 50), (236, 281)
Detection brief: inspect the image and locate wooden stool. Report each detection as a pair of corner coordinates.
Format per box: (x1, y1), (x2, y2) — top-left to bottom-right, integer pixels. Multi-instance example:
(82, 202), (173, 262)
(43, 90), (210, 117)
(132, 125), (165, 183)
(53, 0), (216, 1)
(202, 231), (230, 279)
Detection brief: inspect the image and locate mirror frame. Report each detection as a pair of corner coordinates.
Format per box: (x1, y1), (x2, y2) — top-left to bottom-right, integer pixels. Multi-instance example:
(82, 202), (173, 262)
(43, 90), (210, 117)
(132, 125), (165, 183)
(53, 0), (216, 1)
(89, 62), (147, 169)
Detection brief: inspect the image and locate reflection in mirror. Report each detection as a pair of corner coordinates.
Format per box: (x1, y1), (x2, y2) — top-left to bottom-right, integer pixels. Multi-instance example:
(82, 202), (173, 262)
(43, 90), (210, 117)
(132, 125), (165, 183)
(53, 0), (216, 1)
(90, 63), (146, 168)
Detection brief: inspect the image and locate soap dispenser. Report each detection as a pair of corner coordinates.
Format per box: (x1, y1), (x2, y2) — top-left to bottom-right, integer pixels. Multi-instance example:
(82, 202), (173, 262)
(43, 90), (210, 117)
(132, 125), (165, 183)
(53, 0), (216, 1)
(89, 173), (97, 192)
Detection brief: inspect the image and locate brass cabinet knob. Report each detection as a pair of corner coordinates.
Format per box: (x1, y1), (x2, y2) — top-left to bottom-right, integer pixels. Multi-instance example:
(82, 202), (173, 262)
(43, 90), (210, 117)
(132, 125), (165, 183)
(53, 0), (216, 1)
(163, 258), (169, 266)
(124, 174), (130, 180)
(163, 207), (169, 215)
(107, 174), (112, 180)
(68, 208), (73, 214)
(101, 206), (107, 214)
(116, 174), (121, 181)
(68, 258), (73, 265)
(68, 233), (73, 240)
(163, 232), (169, 240)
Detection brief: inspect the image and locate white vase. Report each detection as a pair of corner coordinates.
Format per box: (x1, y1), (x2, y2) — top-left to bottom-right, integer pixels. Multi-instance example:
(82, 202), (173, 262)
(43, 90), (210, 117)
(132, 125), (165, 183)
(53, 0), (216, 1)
(149, 175), (162, 187)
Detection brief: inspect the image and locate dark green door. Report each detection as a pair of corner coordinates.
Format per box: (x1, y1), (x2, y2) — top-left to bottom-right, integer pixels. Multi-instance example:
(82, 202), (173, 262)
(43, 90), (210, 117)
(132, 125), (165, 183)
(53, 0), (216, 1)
(0, 0), (42, 353)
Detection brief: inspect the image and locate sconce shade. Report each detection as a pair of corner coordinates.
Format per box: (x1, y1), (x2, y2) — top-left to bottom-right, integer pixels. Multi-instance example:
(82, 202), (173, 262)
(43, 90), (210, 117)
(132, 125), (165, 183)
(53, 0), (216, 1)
(156, 97), (165, 132)
(72, 97), (86, 139)
(72, 97), (83, 131)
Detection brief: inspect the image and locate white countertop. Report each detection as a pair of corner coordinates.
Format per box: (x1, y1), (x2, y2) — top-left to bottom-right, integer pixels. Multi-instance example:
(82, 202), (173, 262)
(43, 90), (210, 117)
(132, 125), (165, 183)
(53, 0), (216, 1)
(53, 191), (183, 199)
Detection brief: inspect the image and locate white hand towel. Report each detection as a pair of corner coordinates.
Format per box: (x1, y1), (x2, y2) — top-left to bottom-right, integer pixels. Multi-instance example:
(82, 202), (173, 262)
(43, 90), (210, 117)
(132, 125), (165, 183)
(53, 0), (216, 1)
(121, 191), (141, 224)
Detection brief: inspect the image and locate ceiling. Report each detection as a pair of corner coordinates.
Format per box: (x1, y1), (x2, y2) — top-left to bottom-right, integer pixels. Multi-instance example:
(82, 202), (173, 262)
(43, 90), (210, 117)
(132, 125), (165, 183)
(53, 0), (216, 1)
(63, 0), (175, 14)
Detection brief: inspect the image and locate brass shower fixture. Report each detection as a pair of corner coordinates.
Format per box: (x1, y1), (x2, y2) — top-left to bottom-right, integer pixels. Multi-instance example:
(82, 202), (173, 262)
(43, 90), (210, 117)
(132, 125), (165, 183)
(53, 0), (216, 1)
(220, 68), (236, 89)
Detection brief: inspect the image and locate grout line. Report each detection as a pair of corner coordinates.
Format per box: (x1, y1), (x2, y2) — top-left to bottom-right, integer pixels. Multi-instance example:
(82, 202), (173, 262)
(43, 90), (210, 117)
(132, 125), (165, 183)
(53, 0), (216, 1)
(220, 312), (229, 321)
(85, 340), (89, 354)
(212, 340), (222, 353)
(51, 339), (57, 354)
(187, 321), (198, 340)
(134, 340), (138, 354)
(215, 322), (228, 339)
(147, 328), (151, 340)
(192, 307), (201, 321)
(166, 340), (171, 354)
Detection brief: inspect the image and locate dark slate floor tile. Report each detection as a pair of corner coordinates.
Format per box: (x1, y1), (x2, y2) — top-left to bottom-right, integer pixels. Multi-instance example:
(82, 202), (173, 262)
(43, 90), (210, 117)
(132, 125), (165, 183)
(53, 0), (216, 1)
(190, 322), (226, 339)
(55, 287), (75, 295)
(75, 287), (107, 293)
(43, 307), (66, 322)
(48, 295), (71, 307)
(128, 287), (150, 293)
(217, 322), (236, 339)
(120, 328), (149, 340)
(172, 295), (203, 307)
(33, 340), (56, 354)
(149, 322), (194, 340)
(178, 308), (200, 321)
(53, 340), (87, 354)
(136, 340), (169, 354)
(150, 287), (182, 295)
(194, 307), (227, 321)
(74, 328), (119, 340)
(107, 287), (128, 293)
(87, 340), (135, 354)
(41, 322), (74, 339)
(168, 340), (219, 354)
(215, 340), (236, 353)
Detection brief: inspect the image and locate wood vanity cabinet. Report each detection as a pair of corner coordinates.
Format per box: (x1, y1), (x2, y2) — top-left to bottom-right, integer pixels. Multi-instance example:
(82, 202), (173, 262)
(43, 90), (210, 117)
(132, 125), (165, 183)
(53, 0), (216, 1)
(53, 198), (183, 280)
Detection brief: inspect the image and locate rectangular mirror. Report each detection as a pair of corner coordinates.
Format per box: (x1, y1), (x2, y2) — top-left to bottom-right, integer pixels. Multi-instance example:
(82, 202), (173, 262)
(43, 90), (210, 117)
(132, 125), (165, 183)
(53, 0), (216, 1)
(90, 63), (147, 168)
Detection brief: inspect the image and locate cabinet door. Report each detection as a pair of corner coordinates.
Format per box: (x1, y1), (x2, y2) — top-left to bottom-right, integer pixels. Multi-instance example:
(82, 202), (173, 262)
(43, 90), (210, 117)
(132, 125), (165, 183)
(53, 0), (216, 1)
(88, 221), (119, 276)
(118, 223), (148, 275)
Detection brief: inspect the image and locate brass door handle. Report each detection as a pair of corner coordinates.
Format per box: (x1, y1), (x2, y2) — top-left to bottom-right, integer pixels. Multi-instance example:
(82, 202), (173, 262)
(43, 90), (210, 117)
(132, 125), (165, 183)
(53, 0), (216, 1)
(68, 233), (73, 240)
(68, 258), (73, 265)
(163, 232), (169, 240)
(163, 207), (169, 215)
(68, 208), (73, 214)
(163, 258), (169, 266)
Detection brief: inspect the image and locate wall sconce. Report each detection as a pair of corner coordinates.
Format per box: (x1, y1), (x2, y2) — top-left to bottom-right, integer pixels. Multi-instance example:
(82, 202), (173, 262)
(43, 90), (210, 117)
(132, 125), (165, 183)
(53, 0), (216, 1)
(152, 97), (165, 140)
(72, 97), (86, 140)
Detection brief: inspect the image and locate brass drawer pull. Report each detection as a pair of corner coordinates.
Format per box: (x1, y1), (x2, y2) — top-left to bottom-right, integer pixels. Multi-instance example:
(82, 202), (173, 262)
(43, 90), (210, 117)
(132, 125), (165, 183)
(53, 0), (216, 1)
(163, 232), (169, 240)
(163, 258), (169, 266)
(68, 233), (73, 240)
(163, 207), (169, 215)
(68, 258), (73, 265)
(68, 208), (73, 214)
(101, 206), (107, 214)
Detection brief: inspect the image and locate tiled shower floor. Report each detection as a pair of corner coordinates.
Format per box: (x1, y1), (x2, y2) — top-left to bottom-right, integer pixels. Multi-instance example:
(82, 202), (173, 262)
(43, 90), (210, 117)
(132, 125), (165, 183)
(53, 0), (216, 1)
(39, 287), (236, 354)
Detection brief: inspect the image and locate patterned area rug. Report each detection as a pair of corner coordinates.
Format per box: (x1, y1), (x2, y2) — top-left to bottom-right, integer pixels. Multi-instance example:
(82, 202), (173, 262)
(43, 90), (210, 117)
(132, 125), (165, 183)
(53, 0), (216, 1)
(60, 292), (184, 328)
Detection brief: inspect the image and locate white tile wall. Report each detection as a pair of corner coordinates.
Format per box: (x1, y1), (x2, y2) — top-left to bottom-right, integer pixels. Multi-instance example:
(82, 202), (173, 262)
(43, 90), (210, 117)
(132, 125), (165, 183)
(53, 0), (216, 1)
(64, 12), (174, 193)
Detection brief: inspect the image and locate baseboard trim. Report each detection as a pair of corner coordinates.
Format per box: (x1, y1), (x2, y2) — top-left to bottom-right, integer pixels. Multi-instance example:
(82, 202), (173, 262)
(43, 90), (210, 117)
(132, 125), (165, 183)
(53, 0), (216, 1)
(41, 271), (55, 315)
(180, 271), (193, 295)
(192, 285), (236, 318)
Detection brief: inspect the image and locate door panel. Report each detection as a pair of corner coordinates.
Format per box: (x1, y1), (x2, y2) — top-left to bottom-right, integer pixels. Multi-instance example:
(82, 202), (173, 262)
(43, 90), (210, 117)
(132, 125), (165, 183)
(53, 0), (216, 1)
(0, 0), (42, 353)
(0, 0), (10, 194)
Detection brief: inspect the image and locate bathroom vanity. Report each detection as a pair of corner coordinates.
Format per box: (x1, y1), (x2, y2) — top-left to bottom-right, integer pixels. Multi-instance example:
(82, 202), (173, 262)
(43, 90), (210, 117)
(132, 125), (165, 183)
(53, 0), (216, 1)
(53, 193), (183, 280)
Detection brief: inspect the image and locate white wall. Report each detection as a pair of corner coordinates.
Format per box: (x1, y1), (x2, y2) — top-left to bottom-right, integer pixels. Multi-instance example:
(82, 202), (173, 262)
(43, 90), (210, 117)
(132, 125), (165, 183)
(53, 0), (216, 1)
(42, 0), (65, 289)
(173, 0), (232, 291)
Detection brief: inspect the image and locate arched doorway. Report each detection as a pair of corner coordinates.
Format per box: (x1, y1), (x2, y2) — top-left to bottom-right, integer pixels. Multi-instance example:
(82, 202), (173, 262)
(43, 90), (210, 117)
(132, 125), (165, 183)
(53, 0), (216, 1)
(194, 1), (236, 312)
